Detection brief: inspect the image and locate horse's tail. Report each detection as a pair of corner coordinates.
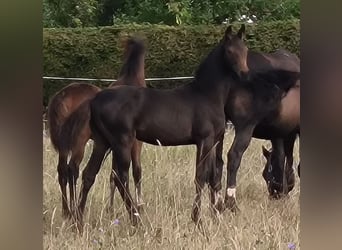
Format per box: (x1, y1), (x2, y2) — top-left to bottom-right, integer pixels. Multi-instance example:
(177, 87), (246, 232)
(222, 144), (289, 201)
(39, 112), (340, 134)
(47, 94), (66, 152)
(59, 101), (91, 154)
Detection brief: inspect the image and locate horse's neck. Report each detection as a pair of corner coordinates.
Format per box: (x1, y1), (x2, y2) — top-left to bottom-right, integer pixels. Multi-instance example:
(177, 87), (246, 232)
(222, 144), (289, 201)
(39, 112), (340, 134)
(117, 57), (146, 87)
(191, 76), (231, 108)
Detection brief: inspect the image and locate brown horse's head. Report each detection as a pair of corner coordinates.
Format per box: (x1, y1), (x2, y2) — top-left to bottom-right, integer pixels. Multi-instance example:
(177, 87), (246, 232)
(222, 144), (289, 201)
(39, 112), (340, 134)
(222, 24), (249, 80)
(262, 146), (295, 198)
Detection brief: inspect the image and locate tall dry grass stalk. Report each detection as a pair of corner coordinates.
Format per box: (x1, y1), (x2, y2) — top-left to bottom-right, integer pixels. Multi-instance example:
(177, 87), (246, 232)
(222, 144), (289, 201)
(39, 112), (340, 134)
(43, 130), (300, 249)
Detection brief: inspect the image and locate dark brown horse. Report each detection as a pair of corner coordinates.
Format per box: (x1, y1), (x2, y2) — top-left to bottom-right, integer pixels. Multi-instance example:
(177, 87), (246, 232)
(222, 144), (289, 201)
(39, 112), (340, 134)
(249, 48), (300, 196)
(76, 24), (299, 228)
(47, 37), (146, 218)
(246, 46), (300, 196)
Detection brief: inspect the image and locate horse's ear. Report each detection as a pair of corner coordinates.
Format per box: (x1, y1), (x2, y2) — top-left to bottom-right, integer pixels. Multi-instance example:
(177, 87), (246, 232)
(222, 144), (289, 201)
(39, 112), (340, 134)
(237, 24), (246, 39)
(225, 25), (233, 40)
(262, 146), (270, 158)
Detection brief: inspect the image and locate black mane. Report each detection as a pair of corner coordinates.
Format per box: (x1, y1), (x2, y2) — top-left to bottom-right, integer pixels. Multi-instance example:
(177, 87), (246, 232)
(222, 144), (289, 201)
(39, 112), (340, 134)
(192, 42), (236, 89)
(245, 69), (300, 92)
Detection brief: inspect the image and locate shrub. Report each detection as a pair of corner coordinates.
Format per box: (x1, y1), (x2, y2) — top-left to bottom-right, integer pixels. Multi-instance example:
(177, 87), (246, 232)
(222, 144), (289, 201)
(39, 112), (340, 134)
(43, 20), (299, 105)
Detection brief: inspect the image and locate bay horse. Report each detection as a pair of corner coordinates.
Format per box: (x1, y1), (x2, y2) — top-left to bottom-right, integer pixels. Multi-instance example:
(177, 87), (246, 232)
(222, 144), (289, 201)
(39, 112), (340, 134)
(76, 24), (300, 228)
(248, 48), (300, 197)
(47, 37), (146, 218)
(247, 47), (300, 197)
(260, 81), (300, 194)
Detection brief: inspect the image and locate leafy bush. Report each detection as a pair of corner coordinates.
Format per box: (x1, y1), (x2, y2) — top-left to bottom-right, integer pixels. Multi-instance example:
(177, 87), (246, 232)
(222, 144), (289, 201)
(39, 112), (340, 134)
(43, 20), (299, 105)
(44, 0), (300, 27)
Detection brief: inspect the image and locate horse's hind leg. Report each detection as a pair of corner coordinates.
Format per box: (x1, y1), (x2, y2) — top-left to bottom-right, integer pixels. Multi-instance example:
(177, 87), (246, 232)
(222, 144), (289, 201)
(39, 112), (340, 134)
(57, 152), (70, 219)
(68, 144), (87, 217)
(112, 136), (140, 226)
(68, 129), (90, 217)
(131, 140), (144, 211)
(77, 141), (108, 230)
(107, 152), (116, 214)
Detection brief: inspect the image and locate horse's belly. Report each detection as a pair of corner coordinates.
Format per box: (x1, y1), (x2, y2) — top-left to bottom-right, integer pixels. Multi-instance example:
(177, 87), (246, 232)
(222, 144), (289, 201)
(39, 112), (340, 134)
(253, 126), (292, 139)
(136, 126), (193, 146)
(275, 87), (300, 128)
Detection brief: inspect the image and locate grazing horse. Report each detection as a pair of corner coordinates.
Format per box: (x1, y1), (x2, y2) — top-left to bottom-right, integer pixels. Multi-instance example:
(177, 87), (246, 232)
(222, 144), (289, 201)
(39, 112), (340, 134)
(247, 48), (300, 196)
(260, 82), (300, 196)
(262, 135), (300, 196)
(47, 37), (146, 218)
(76, 24), (299, 228)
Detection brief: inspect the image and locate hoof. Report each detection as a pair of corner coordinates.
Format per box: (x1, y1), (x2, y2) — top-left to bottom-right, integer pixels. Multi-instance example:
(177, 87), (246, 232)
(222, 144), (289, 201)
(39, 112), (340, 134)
(131, 209), (141, 226)
(215, 196), (225, 214)
(225, 196), (239, 213)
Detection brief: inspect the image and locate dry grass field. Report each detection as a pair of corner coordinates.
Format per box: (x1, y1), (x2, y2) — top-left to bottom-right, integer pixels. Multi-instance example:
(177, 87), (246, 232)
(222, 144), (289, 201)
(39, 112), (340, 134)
(43, 129), (300, 250)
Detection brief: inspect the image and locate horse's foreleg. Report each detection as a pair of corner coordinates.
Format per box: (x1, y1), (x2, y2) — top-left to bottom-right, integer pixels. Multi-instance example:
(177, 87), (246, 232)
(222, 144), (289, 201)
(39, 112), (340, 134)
(225, 124), (255, 212)
(284, 133), (297, 193)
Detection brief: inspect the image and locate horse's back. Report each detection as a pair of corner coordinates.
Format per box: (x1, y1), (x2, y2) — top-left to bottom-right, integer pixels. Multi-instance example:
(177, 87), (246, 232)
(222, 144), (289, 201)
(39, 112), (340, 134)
(48, 83), (101, 150)
(248, 49), (300, 73)
(49, 83), (101, 119)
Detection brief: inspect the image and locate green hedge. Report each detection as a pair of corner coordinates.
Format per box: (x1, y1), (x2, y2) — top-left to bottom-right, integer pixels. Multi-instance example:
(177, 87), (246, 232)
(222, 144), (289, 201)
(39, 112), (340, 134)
(43, 20), (299, 106)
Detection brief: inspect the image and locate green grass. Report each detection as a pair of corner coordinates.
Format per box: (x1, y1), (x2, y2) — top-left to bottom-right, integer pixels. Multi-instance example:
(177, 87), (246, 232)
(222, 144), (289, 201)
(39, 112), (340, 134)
(43, 130), (300, 249)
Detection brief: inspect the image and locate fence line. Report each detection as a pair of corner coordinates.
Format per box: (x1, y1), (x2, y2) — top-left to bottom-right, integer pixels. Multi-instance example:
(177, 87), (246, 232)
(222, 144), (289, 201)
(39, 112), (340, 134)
(43, 76), (195, 82)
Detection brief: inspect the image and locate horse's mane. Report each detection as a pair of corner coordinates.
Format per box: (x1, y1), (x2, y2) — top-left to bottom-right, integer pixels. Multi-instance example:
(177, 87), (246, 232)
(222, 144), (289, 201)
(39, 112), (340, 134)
(240, 69), (300, 108)
(246, 69), (300, 92)
(192, 41), (235, 88)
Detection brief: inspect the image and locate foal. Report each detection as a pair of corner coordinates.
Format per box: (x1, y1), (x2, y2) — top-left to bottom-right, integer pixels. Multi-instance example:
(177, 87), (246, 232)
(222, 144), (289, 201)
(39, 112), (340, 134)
(47, 37), (146, 218)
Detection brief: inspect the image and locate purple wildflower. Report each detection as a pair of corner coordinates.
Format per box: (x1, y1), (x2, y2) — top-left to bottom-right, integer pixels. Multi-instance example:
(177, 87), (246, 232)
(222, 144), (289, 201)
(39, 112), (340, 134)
(112, 219), (120, 225)
(288, 243), (295, 249)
